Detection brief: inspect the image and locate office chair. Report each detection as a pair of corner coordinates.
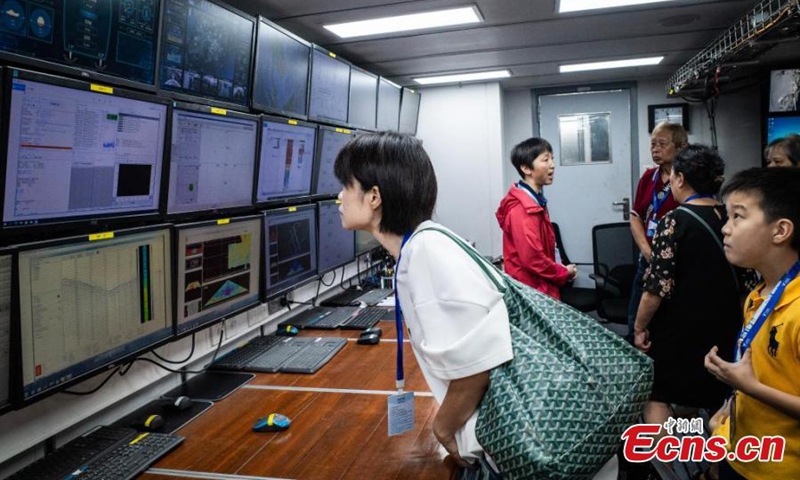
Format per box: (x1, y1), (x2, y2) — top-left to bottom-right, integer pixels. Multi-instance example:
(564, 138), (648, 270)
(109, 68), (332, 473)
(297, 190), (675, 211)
(552, 223), (597, 313)
(590, 223), (637, 324)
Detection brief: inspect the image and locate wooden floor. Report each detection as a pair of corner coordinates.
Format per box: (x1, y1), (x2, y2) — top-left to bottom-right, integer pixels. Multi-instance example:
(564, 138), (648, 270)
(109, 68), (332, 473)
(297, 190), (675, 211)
(142, 313), (457, 480)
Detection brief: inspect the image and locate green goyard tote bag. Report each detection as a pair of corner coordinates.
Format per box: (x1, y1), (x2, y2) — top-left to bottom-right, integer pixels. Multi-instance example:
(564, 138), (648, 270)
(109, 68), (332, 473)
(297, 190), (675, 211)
(416, 227), (653, 480)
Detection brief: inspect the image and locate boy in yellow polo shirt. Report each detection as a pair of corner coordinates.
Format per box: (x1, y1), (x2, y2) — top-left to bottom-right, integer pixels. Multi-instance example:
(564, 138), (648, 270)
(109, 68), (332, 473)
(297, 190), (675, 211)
(705, 167), (800, 479)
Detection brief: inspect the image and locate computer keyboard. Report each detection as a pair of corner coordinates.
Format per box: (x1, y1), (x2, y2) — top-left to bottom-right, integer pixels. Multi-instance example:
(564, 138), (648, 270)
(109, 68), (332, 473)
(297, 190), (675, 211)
(7, 426), (182, 480)
(340, 307), (388, 330)
(211, 335), (284, 371)
(280, 338), (348, 374)
(356, 288), (393, 306)
(319, 287), (367, 307)
(242, 337), (315, 373)
(278, 307), (357, 330)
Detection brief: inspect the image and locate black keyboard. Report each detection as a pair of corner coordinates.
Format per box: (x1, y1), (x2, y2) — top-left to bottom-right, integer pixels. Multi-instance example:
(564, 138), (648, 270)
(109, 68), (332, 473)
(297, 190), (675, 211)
(241, 337), (315, 372)
(319, 287), (367, 307)
(211, 335), (284, 371)
(356, 288), (392, 306)
(7, 426), (182, 480)
(280, 338), (348, 374)
(278, 307), (357, 330)
(340, 307), (388, 330)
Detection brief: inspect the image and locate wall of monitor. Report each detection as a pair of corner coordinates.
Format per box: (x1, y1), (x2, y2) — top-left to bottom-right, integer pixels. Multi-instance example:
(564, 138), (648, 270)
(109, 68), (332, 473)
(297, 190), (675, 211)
(0, 0), (407, 465)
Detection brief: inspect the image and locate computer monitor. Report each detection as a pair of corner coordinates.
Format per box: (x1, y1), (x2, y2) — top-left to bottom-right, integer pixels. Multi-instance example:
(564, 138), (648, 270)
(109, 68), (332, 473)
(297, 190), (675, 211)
(766, 114), (800, 144)
(2, 69), (168, 229)
(769, 69), (800, 113)
(15, 226), (173, 405)
(317, 200), (355, 273)
(174, 216), (261, 337)
(308, 46), (350, 125)
(264, 205), (318, 299)
(356, 230), (381, 255)
(0, 0), (160, 89)
(159, 0), (254, 107)
(252, 17), (311, 119)
(399, 87), (422, 135)
(256, 116), (317, 203)
(377, 77), (401, 131)
(0, 249), (13, 415)
(348, 67), (378, 130)
(167, 103), (258, 216)
(313, 126), (354, 197)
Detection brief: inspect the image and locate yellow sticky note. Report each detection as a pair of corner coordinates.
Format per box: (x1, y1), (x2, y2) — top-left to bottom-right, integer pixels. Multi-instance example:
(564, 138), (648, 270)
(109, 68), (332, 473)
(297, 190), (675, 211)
(210, 107), (227, 115)
(89, 232), (114, 241)
(217, 218), (230, 225)
(288, 206), (297, 212)
(90, 84), (113, 94)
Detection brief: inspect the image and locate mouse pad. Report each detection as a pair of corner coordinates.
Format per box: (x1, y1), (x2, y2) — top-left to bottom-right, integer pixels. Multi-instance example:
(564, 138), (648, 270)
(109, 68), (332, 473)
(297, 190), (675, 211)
(113, 398), (213, 434)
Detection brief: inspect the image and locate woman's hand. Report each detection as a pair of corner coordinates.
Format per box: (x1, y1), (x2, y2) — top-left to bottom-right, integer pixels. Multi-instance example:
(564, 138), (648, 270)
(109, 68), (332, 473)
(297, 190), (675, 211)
(708, 397), (731, 433)
(705, 346), (758, 393)
(634, 328), (651, 352)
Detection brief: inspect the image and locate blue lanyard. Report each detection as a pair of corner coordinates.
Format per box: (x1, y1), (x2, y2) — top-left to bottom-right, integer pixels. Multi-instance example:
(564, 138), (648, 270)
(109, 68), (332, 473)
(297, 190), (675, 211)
(684, 193), (715, 203)
(517, 182), (547, 208)
(650, 168), (670, 220)
(394, 232), (412, 390)
(736, 260), (800, 361)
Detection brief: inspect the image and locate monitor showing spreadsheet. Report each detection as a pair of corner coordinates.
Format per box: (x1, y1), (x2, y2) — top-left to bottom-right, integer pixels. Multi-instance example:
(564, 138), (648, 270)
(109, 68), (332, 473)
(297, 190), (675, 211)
(313, 125), (353, 197)
(348, 67), (377, 130)
(308, 46), (350, 125)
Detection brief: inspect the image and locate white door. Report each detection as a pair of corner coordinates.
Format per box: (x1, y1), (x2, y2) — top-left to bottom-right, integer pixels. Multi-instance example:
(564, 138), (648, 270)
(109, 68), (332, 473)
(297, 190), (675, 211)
(538, 90), (634, 288)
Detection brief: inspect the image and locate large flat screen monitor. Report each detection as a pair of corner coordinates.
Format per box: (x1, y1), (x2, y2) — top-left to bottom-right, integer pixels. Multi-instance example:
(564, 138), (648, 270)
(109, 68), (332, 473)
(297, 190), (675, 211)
(167, 103), (258, 216)
(317, 200), (354, 273)
(313, 125), (353, 197)
(769, 69), (800, 113)
(348, 67), (377, 130)
(159, 0), (254, 107)
(399, 87), (421, 135)
(174, 216), (261, 337)
(0, 0), (160, 89)
(252, 17), (310, 119)
(308, 46), (350, 125)
(377, 77), (401, 131)
(15, 226), (173, 405)
(0, 250), (12, 415)
(256, 116), (317, 203)
(766, 114), (800, 144)
(356, 230), (380, 256)
(264, 205), (317, 299)
(2, 69), (168, 229)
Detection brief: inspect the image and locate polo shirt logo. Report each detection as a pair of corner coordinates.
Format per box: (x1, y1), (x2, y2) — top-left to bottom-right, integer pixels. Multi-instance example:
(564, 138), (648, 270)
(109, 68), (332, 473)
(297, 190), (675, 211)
(768, 324), (783, 357)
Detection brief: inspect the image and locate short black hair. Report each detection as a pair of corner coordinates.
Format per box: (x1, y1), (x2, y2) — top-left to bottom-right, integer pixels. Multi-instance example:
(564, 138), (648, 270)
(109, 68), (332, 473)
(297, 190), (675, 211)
(764, 134), (800, 166)
(334, 132), (437, 235)
(510, 137), (552, 179)
(672, 144), (725, 195)
(721, 167), (800, 251)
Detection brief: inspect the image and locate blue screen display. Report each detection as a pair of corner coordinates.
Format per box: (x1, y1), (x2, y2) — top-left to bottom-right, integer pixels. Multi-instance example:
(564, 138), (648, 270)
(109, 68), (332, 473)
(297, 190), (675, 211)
(767, 115), (800, 144)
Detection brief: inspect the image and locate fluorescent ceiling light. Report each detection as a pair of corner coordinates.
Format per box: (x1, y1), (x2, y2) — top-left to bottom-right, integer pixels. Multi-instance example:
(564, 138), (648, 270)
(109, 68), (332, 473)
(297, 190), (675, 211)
(324, 6), (482, 38)
(558, 0), (677, 13)
(560, 56), (664, 73)
(414, 70), (511, 85)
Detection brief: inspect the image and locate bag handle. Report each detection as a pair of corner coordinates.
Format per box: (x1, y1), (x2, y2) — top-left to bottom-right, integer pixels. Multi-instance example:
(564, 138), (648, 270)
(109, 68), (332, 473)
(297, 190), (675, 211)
(676, 206), (739, 290)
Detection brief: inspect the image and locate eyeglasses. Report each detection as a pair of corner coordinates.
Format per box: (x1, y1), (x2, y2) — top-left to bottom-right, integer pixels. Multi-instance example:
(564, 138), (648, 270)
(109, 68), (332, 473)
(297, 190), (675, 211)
(650, 140), (672, 149)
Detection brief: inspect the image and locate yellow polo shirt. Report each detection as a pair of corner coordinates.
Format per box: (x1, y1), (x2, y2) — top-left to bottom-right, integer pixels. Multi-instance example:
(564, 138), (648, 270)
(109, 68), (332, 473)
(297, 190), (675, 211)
(716, 276), (800, 479)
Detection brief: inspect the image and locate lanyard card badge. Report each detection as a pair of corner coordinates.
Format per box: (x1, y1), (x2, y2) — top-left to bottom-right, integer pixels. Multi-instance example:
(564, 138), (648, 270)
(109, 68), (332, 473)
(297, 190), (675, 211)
(388, 232), (414, 437)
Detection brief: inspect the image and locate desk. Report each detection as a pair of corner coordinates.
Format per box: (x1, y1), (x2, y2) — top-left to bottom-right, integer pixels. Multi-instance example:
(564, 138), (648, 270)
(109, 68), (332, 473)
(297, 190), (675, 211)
(141, 319), (457, 480)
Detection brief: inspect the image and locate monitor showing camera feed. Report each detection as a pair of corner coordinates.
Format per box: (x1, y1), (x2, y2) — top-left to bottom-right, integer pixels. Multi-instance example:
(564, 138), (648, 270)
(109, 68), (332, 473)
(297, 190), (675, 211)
(257, 117), (317, 202)
(0, 252), (12, 413)
(399, 87), (421, 135)
(769, 69), (800, 113)
(356, 230), (380, 255)
(17, 227), (172, 403)
(168, 106), (258, 215)
(767, 115), (800, 144)
(308, 48), (350, 124)
(314, 126), (353, 197)
(0, 0), (160, 87)
(348, 67), (377, 130)
(175, 216), (261, 336)
(160, 0), (254, 106)
(264, 206), (317, 298)
(377, 78), (401, 131)
(317, 200), (354, 273)
(253, 18), (310, 118)
(3, 72), (167, 228)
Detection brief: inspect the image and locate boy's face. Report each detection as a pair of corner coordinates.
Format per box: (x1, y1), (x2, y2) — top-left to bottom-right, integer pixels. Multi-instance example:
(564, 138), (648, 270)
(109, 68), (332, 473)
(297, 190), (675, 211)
(722, 191), (772, 269)
(523, 150), (555, 186)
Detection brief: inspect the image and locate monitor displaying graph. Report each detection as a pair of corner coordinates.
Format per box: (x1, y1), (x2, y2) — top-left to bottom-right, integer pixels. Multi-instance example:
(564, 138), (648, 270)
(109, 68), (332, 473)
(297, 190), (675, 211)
(264, 205), (317, 299)
(256, 117), (317, 202)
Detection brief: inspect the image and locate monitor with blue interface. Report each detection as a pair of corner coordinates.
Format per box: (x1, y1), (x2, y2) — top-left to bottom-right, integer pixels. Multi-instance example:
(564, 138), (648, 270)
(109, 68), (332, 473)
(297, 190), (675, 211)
(356, 230), (380, 255)
(313, 125), (352, 197)
(0, 0), (160, 88)
(767, 115), (800, 144)
(308, 47), (350, 125)
(377, 77), (401, 131)
(348, 67), (377, 130)
(317, 200), (354, 273)
(2, 69), (168, 228)
(264, 205), (318, 299)
(0, 251), (12, 415)
(175, 216), (261, 336)
(257, 116), (317, 203)
(399, 87), (421, 135)
(168, 104), (258, 216)
(253, 17), (310, 119)
(15, 227), (173, 404)
(159, 0), (254, 106)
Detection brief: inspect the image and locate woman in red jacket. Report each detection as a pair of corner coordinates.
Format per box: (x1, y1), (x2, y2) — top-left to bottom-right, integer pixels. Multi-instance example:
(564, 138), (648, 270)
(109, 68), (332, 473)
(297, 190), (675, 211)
(496, 137), (576, 299)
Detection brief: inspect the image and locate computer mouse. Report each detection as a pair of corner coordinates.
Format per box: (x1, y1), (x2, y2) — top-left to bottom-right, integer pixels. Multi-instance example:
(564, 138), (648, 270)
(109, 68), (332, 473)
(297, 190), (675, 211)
(276, 325), (299, 336)
(142, 414), (165, 431)
(253, 413), (291, 432)
(361, 327), (382, 337)
(169, 395), (192, 411)
(357, 333), (380, 345)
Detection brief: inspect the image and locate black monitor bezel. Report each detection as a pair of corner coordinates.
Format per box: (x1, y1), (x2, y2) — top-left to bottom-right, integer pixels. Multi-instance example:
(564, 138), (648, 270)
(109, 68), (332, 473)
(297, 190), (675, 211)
(251, 16), (312, 120)
(311, 123), (353, 199)
(156, 0), (256, 111)
(398, 87), (422, 135)
(11, 224), (175, 407)
(377, 77), (402, 132)
(0, 0), (164, 92)
(307, 44), (351, 127)
(255, 114), (319, 207)
(347, 65), (378, 131)
(262, 204), (319, 301)
(0, 68), (170, 238)
(163, 101), (260, 221)
(0, 245), (16, 416)
(171, 214), (263, 339)
(315, 199), (355, 274)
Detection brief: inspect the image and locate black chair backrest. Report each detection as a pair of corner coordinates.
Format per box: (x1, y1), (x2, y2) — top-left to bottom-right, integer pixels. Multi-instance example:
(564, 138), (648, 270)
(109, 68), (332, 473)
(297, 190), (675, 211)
(592, 222), (637, 295)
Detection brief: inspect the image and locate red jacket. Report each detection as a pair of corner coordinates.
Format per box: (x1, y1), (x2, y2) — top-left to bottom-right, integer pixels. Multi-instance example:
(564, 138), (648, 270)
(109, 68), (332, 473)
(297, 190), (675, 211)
(496, 184), (570, 299)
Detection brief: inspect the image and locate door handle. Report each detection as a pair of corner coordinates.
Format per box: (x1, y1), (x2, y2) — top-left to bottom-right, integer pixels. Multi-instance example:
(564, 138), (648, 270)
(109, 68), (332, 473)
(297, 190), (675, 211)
(612, 197), (630, 221)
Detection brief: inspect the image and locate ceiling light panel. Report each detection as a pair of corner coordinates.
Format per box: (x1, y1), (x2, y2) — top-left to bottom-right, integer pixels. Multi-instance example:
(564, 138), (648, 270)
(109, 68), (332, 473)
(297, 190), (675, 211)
(324, 6), (482, 38)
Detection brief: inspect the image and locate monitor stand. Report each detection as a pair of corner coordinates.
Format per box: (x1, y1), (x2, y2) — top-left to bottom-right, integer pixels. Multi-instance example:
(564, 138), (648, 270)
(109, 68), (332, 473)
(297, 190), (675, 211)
(163, 371), (254, 402)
